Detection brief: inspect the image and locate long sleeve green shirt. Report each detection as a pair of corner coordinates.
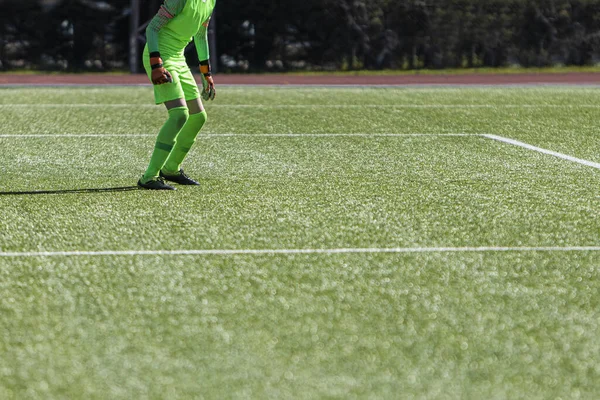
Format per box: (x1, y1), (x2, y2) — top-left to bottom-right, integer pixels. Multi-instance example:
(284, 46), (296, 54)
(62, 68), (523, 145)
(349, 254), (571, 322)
(146, 0), (215, 62)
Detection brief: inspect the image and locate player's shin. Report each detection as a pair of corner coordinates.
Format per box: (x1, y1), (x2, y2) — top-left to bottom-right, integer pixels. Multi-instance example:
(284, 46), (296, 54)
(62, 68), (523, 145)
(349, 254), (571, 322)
(141, 106), (189, 183)
(162, 110), (207, 174)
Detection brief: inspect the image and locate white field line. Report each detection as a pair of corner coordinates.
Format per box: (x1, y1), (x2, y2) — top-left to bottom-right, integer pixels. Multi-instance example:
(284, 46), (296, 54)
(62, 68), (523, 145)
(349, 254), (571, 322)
(1, 246), (600, 258)
(0, 134), (154, 138)
(0, 134), (156, 137)
(483, 134), (600, 170)
(2, 104), (600, 109)
(0, 133), (476, 138)
(2, 132), (598, 171)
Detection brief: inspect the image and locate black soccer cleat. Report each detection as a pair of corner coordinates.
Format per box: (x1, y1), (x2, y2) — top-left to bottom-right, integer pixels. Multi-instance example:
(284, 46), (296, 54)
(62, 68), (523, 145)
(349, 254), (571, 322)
(159, 169), (200, 186)
(137, 177), (176, 190)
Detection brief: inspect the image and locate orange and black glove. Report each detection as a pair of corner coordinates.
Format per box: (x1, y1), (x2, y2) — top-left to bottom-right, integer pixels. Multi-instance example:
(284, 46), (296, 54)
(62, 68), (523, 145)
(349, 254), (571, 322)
(199, 60), (215, 101)
(150, 52), (172, 85)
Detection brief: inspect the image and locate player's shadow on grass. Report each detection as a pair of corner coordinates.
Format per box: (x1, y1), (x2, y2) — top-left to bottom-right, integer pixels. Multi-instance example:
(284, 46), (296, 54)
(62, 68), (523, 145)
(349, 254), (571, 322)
(0, 186), (139, 196)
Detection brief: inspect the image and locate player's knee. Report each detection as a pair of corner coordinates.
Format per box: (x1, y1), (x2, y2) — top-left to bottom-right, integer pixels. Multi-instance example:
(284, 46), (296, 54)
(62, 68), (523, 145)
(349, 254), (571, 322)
(168, 106), (189, 129)
(173, 110), (189, 129)
(190, 110), (207, 126)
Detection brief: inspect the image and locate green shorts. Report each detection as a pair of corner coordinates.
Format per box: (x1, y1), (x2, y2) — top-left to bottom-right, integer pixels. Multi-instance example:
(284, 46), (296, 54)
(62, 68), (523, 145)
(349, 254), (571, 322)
(143, 48), (200, 105)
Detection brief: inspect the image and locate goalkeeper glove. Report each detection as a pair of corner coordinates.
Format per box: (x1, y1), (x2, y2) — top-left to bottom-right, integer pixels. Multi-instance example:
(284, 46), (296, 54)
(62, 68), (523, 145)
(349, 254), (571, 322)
(150, 53), (172, 85)
(200, 60), (216, 101)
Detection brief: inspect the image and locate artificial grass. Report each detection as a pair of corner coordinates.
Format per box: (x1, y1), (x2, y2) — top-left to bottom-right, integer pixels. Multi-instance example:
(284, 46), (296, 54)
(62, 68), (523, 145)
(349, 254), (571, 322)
(0, 86), (599, 399)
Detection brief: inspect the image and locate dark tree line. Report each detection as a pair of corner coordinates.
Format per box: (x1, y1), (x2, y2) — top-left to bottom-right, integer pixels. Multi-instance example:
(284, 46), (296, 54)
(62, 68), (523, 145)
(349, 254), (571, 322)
(3, 0), (600, 71)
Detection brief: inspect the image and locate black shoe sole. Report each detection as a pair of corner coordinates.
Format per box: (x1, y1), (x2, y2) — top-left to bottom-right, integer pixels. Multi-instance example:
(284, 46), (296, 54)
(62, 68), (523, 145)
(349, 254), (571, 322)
(159, 171), (200, 185)
(137, 179), (176, 190)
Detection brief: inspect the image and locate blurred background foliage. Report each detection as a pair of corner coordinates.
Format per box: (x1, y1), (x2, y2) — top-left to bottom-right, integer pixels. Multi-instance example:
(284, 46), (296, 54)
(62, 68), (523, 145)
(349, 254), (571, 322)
(2, 0), (600, 72)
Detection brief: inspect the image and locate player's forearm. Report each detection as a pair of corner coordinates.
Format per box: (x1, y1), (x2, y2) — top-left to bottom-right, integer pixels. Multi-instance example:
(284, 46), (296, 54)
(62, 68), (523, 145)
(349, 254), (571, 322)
(194, 26), (210, 63)
(146, 24), (161, 54)
(196, 23), (215, 101)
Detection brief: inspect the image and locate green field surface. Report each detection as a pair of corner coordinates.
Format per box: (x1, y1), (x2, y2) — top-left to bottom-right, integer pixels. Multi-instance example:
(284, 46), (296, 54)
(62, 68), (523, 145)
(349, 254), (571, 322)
(0, 86), (599, 399)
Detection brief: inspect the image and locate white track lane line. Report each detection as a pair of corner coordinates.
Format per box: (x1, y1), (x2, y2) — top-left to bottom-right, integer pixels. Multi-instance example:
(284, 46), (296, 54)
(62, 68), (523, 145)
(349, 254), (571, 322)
(0, 133), (477, 138)
(483, 134), (600, 170)
(1, 246), (599, 258)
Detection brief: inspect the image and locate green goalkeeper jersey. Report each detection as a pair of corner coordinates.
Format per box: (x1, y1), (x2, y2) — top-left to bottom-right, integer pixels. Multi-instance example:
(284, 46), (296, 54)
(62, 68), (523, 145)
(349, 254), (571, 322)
(146, 0), (216, 61)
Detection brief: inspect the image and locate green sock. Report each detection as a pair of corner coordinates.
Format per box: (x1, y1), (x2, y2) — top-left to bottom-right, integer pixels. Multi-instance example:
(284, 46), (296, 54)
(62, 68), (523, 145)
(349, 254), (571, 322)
(163, 111), (207, 174)
(142, 106), (189, 183)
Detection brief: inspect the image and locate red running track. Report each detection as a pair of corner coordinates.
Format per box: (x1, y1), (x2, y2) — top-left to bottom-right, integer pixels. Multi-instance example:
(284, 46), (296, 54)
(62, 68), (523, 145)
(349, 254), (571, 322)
(1, 73), (600, 86)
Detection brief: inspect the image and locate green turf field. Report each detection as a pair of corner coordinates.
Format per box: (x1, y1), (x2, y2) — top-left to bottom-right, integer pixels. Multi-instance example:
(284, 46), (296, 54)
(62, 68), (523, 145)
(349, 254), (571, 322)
(0, 86), (599, 399)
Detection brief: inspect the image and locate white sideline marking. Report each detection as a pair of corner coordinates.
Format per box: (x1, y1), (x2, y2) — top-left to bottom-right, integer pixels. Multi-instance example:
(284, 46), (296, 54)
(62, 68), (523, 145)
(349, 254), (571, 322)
(1, 246), (599, 258)
(2, 103), (600, 109)
(0, 134), (154, 138)
(0, 134), (155, 137)
(483, 134), (600, 170)
(2, 132), (598, 172)
(0, 133), (476, 138)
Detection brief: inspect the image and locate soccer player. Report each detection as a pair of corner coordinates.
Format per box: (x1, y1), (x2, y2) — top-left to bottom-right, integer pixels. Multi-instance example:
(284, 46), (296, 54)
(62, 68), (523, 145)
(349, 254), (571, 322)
(138, 0), (217, 190)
